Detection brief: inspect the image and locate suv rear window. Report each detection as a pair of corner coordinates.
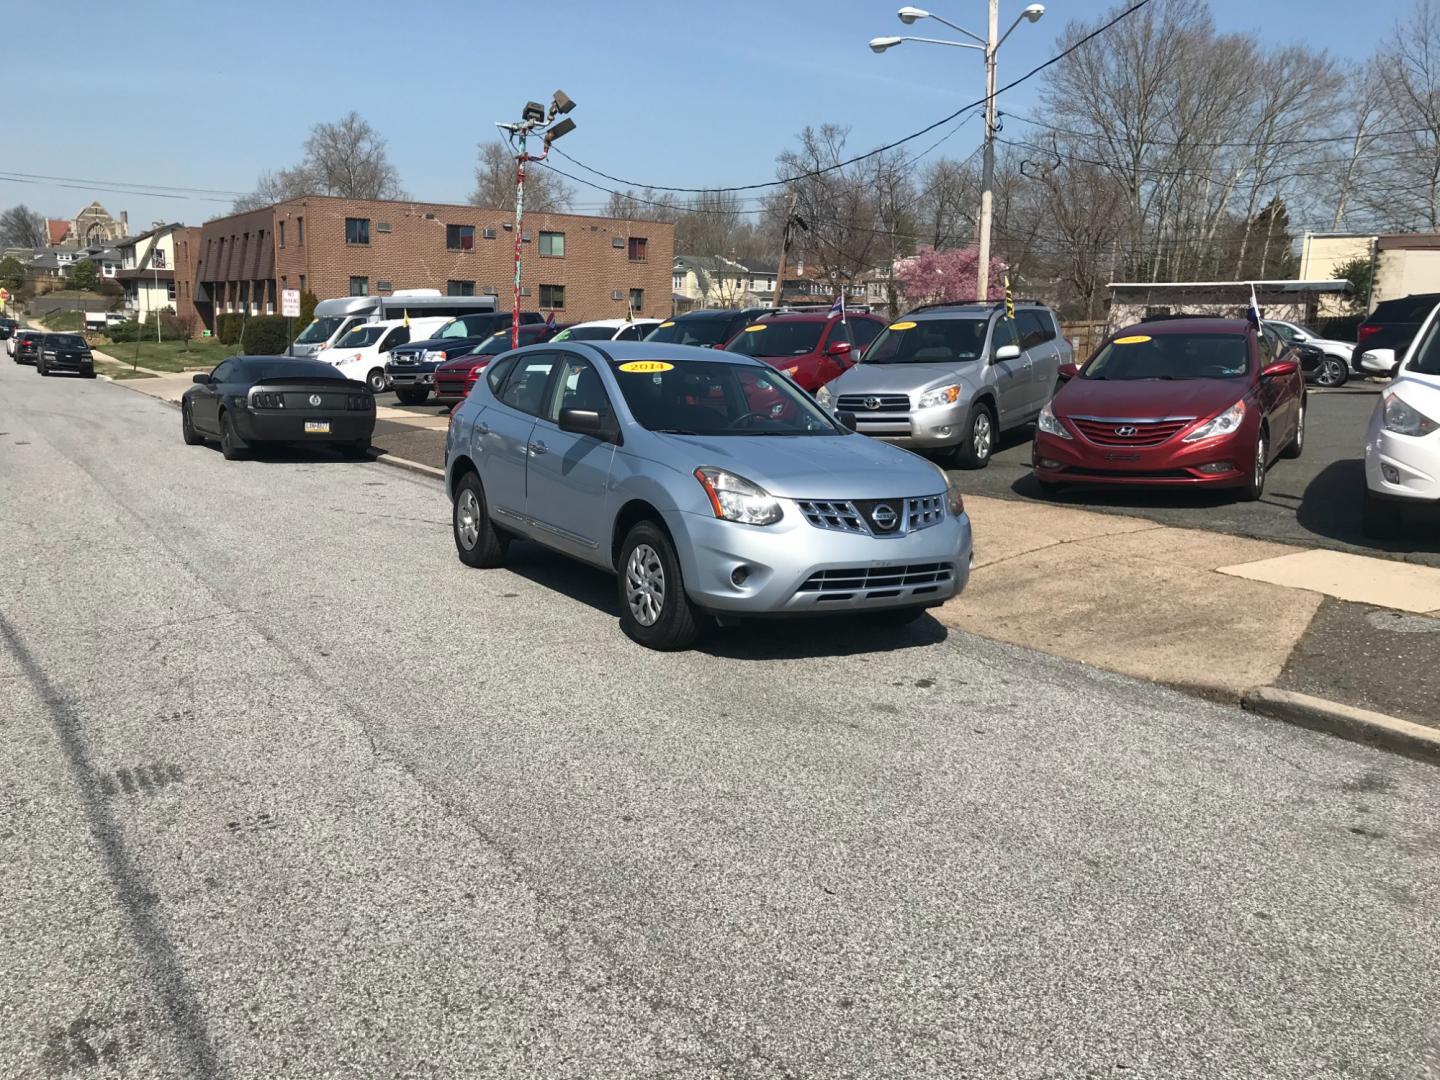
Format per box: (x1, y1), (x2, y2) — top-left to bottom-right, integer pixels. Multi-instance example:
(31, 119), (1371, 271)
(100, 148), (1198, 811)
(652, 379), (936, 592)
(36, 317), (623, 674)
(1371, 296), (1439, 322)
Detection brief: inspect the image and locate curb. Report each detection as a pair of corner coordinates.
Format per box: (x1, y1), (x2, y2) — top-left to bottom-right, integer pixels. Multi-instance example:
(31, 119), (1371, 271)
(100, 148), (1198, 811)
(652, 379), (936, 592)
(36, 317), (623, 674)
(372, 451), (444, 481)
(1242, 686), (1440, 766)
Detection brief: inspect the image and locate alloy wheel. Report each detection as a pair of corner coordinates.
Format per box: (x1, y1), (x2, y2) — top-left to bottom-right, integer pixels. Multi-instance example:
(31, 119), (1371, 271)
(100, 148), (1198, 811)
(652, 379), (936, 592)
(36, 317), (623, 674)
(1254, 435), (1266, 487)
(456, 488), (481, 551)
(972, 411), (993, 461)
(625, 543), (665, 627)
(1317, 357), (1345, 387)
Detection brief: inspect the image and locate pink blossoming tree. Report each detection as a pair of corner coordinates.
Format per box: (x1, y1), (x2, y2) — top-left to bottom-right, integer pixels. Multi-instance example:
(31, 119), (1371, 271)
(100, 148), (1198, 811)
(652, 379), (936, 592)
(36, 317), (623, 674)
(894, 246), (1007, 307)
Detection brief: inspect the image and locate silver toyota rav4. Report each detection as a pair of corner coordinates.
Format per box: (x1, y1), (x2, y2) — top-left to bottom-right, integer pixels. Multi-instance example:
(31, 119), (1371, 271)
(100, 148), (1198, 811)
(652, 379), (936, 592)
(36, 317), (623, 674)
(816, 302), (1071, 468)
(445, 341), (973, 650)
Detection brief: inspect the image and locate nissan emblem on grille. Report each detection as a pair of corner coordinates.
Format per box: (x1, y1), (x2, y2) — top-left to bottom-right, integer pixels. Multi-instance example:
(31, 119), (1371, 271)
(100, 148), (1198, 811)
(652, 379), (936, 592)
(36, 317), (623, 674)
(1114, 425), (1138, 437)
(309, 394), (322, 407)
(871, 504), (898, 531)
(864, 397), (880, 411)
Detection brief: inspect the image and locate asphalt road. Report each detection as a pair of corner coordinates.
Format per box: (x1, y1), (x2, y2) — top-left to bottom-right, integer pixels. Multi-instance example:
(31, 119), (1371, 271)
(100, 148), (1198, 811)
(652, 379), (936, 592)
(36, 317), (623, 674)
(968, 382), (1440, 567)
(3, 360), (1440, 1079)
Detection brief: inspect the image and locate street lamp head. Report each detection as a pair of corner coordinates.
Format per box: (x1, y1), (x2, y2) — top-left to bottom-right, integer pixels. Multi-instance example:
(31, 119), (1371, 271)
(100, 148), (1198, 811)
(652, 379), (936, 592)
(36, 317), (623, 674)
(550, 89), (576, 117)
(544, 117), (577, 145)
(1022, 3), (1045, 22)
(897, 5), (928, 24)
(521, 100), (546, 124)
(869, 35), (903, 53)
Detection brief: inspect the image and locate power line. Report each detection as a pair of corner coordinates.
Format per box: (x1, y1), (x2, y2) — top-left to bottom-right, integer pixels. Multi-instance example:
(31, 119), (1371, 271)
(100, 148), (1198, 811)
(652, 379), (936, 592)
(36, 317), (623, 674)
(550, 0), (1157, 195)
(1007, 110), (1436, 150)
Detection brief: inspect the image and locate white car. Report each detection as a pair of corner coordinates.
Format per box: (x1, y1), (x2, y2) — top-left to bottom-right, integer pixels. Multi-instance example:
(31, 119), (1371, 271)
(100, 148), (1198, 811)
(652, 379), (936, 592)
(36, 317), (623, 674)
(1363, 306), (1440, 537)
(313, 316), (449, 393)
(1357, 347), (1398, 377)
(1268, 320), (1355, 387)
(549, 317), (661, 343)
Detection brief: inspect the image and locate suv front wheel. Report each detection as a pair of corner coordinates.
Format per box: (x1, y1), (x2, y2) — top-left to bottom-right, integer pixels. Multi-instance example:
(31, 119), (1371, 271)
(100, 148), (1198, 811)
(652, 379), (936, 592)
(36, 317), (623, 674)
(952, 404), (995, 470)
(617, 521), (701, 650)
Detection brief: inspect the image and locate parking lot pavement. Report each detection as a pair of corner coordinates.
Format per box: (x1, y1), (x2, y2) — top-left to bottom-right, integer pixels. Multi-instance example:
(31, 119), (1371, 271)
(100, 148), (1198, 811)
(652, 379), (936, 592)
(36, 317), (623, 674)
(964, 383), (1440, 568)
(5, 353), (1440, 1078)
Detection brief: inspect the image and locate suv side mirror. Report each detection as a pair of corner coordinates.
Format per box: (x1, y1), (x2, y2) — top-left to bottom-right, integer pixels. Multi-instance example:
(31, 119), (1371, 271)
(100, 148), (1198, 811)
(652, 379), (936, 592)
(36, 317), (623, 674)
(192, 373), (212, 384)
(994, 343), (1022, 362)
(559, 407), (619, 442)
(1057, 361), (1079, 382)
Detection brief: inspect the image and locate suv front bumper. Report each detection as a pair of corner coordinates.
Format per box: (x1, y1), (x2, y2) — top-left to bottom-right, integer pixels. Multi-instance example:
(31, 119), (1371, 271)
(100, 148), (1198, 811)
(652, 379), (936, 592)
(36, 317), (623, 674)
(852, 400), (968, 450)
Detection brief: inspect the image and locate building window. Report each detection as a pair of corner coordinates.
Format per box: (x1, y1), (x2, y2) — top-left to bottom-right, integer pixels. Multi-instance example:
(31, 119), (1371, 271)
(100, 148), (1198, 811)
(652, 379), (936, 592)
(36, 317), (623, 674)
(345, 218), (370, 245)
(297, 217), (304, 246)
(629, 288), (644, 312)
(672, 274), (684, 291)
(539, 231), (565, 257)
(447, 280), (475, 296)
(278, 221), (285, 248)
(298, 274), (306, 293)
(539, 284), (565, 309)
(628, 237), (648, 262)
(349, 276), (369, 296)
(446, 224), (475, 251)
(167, 282), (177, 302)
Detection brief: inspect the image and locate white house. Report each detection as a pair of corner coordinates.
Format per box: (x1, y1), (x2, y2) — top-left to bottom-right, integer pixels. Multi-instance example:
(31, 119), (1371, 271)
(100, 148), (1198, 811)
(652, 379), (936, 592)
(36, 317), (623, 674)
(116, 224), (183, 322)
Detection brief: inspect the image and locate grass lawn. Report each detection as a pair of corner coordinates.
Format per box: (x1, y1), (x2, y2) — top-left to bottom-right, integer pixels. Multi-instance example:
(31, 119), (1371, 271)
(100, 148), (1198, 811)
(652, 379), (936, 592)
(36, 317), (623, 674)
(95, 339), (232, 372)
(93, 358), (156, 380)
(40, 310), (85, 330)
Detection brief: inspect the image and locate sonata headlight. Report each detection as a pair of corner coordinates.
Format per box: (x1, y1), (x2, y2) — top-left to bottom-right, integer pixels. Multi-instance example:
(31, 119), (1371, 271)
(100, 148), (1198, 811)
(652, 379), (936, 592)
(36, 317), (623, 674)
(1037, 402), (1072, 440)
(694, 467), (783, 526)
(1182, 400), (1246, 443)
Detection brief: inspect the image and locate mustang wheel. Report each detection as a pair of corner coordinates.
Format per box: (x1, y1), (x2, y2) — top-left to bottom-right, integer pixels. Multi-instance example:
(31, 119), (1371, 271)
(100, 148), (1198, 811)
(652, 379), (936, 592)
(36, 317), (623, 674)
(452, 471), (507, 568)
(618, 521), (701, 650)
(220, 411), (247, 461)
(181, 401), (202, 445)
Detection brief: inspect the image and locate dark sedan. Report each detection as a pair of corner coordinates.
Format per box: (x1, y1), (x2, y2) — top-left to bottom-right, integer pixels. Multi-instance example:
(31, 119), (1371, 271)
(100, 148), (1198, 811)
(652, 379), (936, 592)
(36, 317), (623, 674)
(37, 332), (95, 377)
(181, 355), (375, 461)
(12, 329), (42, 364)
(0, 316), (17, 339)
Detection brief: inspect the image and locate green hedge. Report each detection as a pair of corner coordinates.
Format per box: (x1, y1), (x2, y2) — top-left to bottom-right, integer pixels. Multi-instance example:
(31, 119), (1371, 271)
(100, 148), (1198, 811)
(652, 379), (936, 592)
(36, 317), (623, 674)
(240, 315), (290, 355)
(214, 313), (241, 344)
(297, 290), (318, 331)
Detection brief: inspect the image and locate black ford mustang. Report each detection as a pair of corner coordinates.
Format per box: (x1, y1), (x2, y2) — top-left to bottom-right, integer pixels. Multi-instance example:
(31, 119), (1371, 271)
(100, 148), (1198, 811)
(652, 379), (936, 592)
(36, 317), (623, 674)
(181, 355), (375, 461)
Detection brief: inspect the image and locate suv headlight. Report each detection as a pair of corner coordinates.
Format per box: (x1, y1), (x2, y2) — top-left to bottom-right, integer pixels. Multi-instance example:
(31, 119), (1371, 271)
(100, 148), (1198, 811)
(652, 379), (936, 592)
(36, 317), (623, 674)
(815, 384), (834, 408)
(694, 467), (783, 526)
(1037, 402), (1072, 440)
(1382, 392), (1439, 436)
(1182, 400), (1246, 443)
(918, 384), (962, 409)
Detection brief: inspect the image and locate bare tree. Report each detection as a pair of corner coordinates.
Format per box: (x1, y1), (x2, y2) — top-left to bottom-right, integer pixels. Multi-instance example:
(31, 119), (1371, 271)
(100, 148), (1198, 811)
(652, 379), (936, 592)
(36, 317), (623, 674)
(604, 187), (679, 222)
(0, 204), (46, 248)
(471, 143), (574, 213)
(234, 112), (405, 210)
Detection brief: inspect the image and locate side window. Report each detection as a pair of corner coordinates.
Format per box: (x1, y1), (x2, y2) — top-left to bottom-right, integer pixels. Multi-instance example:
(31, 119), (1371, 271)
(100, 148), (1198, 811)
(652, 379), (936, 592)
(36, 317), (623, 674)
(382, 327), (409, 352)
(545, 354), (614, 424)
(616, 325), (643, 341)
(486, 355), (520, 394)
(497, 353), (557, 416)
(990, 317), (1018, 358)
(828, 321), (852, 348)
(850, 319), (882, 348)
(1017, 311), (1044, 350)
(1257, 329), (1278, 366)
(211, 360), (236, 384)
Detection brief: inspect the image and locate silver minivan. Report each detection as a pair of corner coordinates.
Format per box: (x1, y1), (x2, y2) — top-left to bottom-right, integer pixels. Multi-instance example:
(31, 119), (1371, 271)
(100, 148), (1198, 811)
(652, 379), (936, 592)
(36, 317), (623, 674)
(816, 302), (1071, 468)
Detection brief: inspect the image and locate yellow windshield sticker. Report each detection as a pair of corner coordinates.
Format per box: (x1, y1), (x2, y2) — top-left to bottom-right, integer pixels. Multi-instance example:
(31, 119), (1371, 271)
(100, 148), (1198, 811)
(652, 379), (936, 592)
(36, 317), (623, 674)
(889, 320), (917, 331)
(1113, 334), (1152, 345)
(744, 324), (767, 332)
(657, 320), (675, 328)
(618, 360), (675, 373)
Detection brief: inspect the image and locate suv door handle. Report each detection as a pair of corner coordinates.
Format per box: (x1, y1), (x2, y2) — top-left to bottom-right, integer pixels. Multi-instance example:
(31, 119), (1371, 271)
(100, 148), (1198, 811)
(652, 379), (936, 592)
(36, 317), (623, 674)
(476, 421), (490, 434)
(529, 440), (548, 456)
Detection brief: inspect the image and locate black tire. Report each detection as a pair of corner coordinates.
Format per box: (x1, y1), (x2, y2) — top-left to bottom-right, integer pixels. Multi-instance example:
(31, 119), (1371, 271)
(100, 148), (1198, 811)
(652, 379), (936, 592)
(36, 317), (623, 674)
(452, 470), (507, 568)
(82, 366), (95, 379)
(395, 387), (429, 405)
(219, 411), (246, 461)
(37, 357), (48, 376)
(617, 521), (701, 651)
(181, 400), (202, 445)
(1239, 428), (1267, 502)
(1315, 355), (1348, 388)
(858, 606), (928, 628)
(952, 403), (996, 470)
(1281, 397), (1306, 459)
(1362, 490), (1404, 540)
(366, 368), (387, 394)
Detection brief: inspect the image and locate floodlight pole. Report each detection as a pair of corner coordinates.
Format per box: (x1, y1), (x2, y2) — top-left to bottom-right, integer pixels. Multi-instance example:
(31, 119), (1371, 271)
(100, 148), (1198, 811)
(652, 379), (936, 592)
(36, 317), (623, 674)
(511, 128), (529, 350)
(977, 0), (998, 302)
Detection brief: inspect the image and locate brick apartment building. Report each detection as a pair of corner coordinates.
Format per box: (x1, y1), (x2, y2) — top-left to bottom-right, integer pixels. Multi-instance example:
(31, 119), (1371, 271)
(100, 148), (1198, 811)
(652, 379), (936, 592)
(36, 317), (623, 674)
(194, 195), (674, 330)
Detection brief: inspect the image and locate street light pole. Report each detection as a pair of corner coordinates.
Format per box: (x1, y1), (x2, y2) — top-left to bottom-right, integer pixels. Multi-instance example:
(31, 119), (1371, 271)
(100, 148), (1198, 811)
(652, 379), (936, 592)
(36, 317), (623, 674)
(511, 128), (528, 350)
(977, 0), (998, 302)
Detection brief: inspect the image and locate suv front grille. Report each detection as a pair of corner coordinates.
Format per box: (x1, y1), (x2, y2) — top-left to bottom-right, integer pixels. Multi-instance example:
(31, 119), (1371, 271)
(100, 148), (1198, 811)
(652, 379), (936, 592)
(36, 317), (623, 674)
(797, 562), (954, 601)
(797, 495), (945, 536)
(907, 495), (944, 528)
(837, 393), (911, 413)
(797, 500), (866, 533)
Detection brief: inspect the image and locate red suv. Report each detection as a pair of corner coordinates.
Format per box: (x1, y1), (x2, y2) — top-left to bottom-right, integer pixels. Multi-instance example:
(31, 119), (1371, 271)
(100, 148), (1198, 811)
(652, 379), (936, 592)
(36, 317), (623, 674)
(722, 311), (886, 392)
(433, 323), (562, 404)
(1032, 317), (1306, 501)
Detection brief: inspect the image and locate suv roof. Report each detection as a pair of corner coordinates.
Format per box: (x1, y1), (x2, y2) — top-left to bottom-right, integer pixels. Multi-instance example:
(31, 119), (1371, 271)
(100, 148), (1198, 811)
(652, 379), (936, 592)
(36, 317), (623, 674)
(674, 307), (776, 318)
(1367, 294), (1440, 320)
(752, 310), (878, 324)
(1113, 317), (1251, 336)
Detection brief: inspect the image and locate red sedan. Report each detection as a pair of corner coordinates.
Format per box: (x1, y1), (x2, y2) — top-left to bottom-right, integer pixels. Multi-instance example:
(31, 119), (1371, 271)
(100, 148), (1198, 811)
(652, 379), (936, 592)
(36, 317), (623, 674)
(722, 311), (886, 392)
(1032, 317), (1306, 501)
(433, 323), (561, 404)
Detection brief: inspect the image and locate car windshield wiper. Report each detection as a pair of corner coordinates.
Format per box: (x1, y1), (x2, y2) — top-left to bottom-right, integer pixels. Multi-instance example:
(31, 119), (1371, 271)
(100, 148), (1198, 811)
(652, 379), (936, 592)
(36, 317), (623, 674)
(652, 427), (703, 435)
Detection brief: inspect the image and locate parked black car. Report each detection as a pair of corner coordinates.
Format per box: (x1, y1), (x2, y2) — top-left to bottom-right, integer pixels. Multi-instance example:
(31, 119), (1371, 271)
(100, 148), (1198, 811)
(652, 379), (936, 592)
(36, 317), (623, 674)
(37, 332), (95, 377)
(0, 316), (17, 339)
(1351, 292), (1440, 376)
(385, 310), (544, 404)
(12, 329), (43, 364)
(643, 307), (780, 348)
(181, 356), (375, 461)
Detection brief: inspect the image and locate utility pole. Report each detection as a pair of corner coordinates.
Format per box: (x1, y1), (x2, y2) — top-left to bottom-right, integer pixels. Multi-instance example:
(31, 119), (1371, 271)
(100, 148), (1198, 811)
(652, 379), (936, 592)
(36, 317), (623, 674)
(977, 0), (999, 302)
(499, 92), (578, 348)
(771, 188), (804, 310)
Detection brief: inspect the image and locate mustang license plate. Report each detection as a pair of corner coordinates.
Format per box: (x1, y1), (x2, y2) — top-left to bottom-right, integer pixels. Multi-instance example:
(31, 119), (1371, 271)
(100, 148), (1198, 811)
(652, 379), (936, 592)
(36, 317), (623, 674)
(304, 420), (330, 434)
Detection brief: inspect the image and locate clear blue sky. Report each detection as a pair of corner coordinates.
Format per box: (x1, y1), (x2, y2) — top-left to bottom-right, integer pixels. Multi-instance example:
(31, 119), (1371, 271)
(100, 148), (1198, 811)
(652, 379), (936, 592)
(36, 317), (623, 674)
(5, 0), (1413, 233)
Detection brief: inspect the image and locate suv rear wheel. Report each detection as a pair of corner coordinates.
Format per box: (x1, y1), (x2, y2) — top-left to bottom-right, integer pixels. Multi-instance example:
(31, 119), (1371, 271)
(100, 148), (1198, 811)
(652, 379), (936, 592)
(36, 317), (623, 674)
(452, 471), (508, 567)
(952, 404), (995, 470)
(617, 521), (701, 650)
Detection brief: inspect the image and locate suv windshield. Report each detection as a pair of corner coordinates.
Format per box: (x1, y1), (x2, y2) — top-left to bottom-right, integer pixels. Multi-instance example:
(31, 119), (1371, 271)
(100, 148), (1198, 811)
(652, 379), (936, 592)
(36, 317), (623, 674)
(336, 325), (388, 348)
(295, 316), (348, 345)
(725, 322), (824, 357)
(1085, 332), (1250, 380)
(50, 334), (87, 348)
(1402, 310), (1440, 376)
(862, 317), (989, 364)
(645, 317), (734, 347)
(611, 358), (840, 436)
(439, 314), (497, 338)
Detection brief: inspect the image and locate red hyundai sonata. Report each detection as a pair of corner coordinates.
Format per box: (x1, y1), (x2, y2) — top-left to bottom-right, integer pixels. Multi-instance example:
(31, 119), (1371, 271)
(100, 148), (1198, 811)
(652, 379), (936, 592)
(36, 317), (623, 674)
(1032, 317), (1305, 501)
(433, 323), (561, 405)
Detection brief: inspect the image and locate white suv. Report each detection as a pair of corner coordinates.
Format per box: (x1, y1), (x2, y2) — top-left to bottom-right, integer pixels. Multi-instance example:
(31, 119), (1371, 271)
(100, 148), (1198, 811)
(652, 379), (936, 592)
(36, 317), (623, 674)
(313, 317), (448, 393)
(1363, 302), (1440, 537)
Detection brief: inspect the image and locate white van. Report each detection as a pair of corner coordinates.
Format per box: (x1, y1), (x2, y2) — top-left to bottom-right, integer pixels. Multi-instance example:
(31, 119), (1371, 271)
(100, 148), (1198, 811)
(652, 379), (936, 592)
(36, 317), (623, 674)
(290, 289), (498, 358)
(314, 317), (450, 392)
